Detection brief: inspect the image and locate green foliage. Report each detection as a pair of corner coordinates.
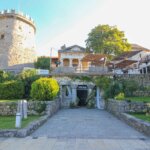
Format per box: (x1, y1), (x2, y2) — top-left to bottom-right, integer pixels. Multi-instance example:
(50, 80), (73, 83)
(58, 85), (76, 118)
(34, 56), (50, 70)
(31, 78), (59, 101)
(0, 70), (15, 83)
(103, 78), (140, 100)
(122, 79), (139, 97)
(86, 24), (131, 55)
(72, 76), (91, 82)
(18, 69), (40, 99)
(86, 92), (96, 108)
(114, 92), (125, 100)
(104, 80), (123, 99)
(0, 80), (24, 99)
(94, 76), (112, 90)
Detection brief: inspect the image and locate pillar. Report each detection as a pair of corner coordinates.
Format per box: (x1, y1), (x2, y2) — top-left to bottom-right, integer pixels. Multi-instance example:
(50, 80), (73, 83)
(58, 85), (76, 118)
(66, 86), (72, 97)
(79, 59), (82, 72)
(69, 59), (72, 67)
(96, 87), (101, 109)
(71, 85), (77, 102)
(96, 86), (104, 109)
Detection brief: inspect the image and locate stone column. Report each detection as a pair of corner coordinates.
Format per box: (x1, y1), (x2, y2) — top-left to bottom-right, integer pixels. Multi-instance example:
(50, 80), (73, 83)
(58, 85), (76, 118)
(69, 59), (72, 67)
(71, 85), (77, 102)
(60, 59), (63, 66)
(59, 85), (63, 105)
(146, 67), (148, 74)
(79, 59), (82, 72)
(66, 86), (72, 97)
(96, 87), (104, 109)
(96, 87), (101, 109)
(87, 84), (94, 96)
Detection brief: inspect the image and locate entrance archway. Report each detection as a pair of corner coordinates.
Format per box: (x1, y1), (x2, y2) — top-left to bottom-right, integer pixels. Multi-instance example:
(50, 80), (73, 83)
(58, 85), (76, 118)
(63, 59), (70, 66)
(72, 59), (79, 67)
(77, 85), (88, 106)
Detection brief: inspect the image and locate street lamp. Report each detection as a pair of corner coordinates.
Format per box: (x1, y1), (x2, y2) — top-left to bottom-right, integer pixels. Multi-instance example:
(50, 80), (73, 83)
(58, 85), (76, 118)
(50, 48), (53, 71)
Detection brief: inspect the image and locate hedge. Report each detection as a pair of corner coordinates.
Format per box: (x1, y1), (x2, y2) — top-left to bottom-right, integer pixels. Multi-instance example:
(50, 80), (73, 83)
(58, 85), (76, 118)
(0, 80), (24, 99)
(31, 78), (59, 101)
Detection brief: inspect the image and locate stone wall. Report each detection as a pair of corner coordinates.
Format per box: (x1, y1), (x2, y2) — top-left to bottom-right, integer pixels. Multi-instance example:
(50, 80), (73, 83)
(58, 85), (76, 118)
(0, 99), (60, 116)
(106, 99), (150, 136)
(0, 99), (61, 137)
(119, 113), (150, 136)
(115, 74), (150, 87)
(106, 99), (149, 114)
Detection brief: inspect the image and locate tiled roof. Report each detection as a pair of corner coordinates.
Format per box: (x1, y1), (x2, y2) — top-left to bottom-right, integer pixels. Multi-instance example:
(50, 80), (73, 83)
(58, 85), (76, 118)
(82, 54), (107, 66)
(131, 44), (150, 51)
(115, 60), (138, 69)
(113, 44), (150, 61)
(113, 51), (141, 61)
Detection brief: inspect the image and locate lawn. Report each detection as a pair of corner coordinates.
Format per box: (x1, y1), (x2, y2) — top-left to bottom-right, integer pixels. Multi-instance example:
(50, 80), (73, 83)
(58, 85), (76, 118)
(126, 97), (150, 103)
(130, 113), (150, 123)
(0, 116), (40, 129)
(0, 99), (19, 103)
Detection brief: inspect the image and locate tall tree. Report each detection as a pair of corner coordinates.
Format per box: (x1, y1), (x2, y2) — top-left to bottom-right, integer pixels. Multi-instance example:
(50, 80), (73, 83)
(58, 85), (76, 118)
(86, 24), (131, 55)
(34, 56), (50, 70)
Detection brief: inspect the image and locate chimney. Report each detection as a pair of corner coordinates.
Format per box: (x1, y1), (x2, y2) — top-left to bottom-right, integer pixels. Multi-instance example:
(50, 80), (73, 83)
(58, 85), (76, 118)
(61, 44), (66, 50)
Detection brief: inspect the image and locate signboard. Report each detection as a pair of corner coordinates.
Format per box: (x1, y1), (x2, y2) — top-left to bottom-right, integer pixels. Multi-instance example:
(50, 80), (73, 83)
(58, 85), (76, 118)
(77, 85), (88, 90)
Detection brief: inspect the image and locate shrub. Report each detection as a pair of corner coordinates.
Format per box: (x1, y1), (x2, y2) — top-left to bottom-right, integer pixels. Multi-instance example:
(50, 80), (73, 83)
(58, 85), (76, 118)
(17, 69), (40, 99)
(104, 80), (123, 99)
(30, 78), (59, 101)
(0, 80), (24, 99)
(94, 76), (112, 90)
(86, 92), (96, 108)
(114, 92), (125, 100)
(0, 70), (15, 83)
(122, 79), (139, 96)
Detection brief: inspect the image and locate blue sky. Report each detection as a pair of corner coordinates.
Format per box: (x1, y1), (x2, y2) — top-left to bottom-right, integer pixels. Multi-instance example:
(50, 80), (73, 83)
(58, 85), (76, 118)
(0, 0), (150, 56)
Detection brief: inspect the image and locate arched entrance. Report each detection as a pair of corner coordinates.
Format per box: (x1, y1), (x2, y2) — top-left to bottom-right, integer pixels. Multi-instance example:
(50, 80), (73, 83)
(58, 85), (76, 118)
(63, 59), (70, 67)
(72, 59), (79, 67)
(77, 85), (88, 106)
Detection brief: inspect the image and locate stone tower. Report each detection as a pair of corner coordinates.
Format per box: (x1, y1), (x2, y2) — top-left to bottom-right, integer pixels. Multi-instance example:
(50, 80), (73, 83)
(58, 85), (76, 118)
(0, 9), (36, 70)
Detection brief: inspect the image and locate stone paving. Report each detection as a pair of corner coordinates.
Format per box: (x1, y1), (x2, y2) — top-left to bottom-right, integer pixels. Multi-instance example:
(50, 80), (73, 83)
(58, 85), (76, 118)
(0, 108), (150, 150)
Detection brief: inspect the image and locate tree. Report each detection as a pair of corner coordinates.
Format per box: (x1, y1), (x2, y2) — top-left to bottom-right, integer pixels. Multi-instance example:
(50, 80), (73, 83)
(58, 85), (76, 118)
(86, 24), (131, 55)
(34, 56), (50, 70)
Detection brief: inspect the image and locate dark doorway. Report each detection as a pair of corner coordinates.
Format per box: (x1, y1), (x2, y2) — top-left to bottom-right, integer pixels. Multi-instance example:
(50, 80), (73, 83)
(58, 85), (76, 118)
(77, 85), (88, 106)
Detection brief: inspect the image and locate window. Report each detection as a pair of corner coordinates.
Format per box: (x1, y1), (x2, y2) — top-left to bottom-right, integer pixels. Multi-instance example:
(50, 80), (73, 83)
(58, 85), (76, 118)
(0, 34), (4, 40)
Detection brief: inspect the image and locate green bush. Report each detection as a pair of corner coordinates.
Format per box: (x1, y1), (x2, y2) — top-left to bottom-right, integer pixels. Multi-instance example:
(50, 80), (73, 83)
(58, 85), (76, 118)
(0, 80), (24, 99)
(0, 70), (15, 83)
(30, 78), (59, 101)
(115, 92), (125, 100)
(17, 69), (40, 99)
(104, 80), (123, 99)
(122, 79), (139, 96)
(86, 92), (96, 108)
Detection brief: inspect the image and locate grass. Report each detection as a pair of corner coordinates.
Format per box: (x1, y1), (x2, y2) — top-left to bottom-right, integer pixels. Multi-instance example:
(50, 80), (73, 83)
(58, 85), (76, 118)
(126, 97), (150, 103)
(0, 116), (40, 129)
(130, 113), (150, 123)
(0, 99), (20, 103)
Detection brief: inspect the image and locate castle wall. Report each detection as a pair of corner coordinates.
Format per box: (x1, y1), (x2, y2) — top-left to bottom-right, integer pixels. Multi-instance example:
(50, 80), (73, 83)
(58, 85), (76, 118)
(0, 10), (36, 69)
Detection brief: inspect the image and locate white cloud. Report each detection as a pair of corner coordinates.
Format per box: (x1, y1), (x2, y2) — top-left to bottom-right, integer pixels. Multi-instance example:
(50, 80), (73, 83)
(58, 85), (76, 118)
(36, 0), (150, 56)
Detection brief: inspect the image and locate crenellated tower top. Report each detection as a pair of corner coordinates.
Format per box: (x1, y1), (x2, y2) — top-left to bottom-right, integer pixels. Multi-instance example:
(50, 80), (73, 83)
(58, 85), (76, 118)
(0, 9), (36, 32)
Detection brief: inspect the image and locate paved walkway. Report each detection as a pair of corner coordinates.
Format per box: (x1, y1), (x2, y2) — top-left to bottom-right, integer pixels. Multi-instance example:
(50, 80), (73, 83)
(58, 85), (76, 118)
(32, 108), (147, 139)
(0, 108), (150, 150)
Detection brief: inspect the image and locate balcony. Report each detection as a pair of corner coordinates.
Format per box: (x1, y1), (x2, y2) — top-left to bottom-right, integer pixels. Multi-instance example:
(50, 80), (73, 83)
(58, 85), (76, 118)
(50, 66), (111, 76)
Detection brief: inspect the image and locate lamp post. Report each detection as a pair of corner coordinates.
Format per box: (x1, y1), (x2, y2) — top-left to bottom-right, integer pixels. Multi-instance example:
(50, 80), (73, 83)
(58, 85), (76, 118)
(50, 48), (53, 71)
